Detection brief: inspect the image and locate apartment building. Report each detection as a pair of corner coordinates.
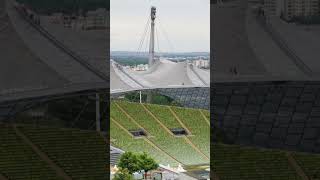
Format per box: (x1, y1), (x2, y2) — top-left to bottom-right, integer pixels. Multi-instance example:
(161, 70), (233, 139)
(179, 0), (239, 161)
(263, 0), (283, 17)
(283, 0), (319, 20)
(84, 8), (108, 30)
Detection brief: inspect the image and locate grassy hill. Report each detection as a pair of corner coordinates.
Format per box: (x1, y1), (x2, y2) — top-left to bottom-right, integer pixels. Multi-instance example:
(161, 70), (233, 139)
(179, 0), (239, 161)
(110, 101), (210, 167)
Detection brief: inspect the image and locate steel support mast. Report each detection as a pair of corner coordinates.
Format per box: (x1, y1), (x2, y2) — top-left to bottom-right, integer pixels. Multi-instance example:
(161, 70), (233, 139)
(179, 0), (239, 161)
(148, 6), (156, 67)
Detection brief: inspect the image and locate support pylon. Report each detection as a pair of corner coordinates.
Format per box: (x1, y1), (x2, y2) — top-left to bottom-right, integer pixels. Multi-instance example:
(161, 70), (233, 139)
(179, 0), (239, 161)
(148, 6), (156, 67)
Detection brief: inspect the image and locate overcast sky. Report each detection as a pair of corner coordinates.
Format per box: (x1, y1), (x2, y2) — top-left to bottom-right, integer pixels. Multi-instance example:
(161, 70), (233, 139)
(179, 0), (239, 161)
(111, 0), (210, 53)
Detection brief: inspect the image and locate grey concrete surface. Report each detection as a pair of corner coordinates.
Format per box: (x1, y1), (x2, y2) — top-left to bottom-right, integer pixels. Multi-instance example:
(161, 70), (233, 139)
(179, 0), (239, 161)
(212, 0), (266, 77)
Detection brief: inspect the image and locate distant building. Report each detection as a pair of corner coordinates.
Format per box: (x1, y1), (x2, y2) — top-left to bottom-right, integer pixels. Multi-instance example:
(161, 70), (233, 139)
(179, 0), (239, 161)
(49, 8), (108, 30)
(193, 59), (210, 69)
(263, 0), (283, 17)
(84, 8), (108, 30)
(132, 64), (148, 71)
(50, 13), (63, 24)
(282, 0), (319, 20)
(264, 0), (320, 20)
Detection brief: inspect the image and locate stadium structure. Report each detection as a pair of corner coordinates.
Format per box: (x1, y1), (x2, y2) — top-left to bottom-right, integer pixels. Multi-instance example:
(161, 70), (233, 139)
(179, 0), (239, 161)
(0, 0), (108, 125)
(110, 5), (210, 180)
(110, 101), (210, 179)
(213, 0), (320, 179)
(0, 0), (108, 178)
(110, 5), (210, 94)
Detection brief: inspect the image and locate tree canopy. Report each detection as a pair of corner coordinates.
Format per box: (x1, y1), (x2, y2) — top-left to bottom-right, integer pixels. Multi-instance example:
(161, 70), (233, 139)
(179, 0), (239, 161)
(138, 152), (159, 177)
(118, 152), (140, 174)
(117, 151), (159, 179)
(113, 168), (134, 180)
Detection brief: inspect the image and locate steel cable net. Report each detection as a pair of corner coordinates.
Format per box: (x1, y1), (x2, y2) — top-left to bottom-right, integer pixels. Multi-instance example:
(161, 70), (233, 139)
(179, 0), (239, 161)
(111, 88), (210, 110)
(212, 81), (320, 153)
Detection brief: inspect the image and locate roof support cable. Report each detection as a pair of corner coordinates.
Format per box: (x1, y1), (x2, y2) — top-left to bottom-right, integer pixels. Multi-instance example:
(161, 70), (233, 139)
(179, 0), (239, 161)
(158, 19), (175, 53)
(155, 26), (161, 57)
(137, 17), (150, 53)
(137, 17), (150, 58)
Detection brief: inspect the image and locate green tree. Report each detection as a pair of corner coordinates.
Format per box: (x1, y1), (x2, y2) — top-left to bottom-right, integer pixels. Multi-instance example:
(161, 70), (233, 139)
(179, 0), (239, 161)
(118, 152), (140, 174)
(138, 152), (159, 179)
(113, 168), (134, 180)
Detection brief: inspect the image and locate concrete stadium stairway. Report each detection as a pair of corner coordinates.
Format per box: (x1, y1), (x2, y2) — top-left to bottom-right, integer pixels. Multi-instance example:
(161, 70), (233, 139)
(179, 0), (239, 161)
(110, 146), (124, 166)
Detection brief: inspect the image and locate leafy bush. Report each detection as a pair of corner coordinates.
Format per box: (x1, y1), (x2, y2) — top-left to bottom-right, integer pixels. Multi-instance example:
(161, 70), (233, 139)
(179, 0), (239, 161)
(138, 152), (159, 179)
(118, 152), (140, 174)
(113, 168), (134, 180)
(116, 152), (158, 180)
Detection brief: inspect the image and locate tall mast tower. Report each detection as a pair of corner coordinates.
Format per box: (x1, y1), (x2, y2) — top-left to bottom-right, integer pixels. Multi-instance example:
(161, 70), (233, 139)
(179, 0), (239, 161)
(148, 6), (156, 67)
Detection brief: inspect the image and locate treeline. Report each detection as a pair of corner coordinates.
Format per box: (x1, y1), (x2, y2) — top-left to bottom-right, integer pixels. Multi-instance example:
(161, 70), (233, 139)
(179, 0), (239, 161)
(111, 56), (148, 66)
(16, 0), (109, 14)
(290, 16), (320, 25)
(123, 92), (182, 107)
